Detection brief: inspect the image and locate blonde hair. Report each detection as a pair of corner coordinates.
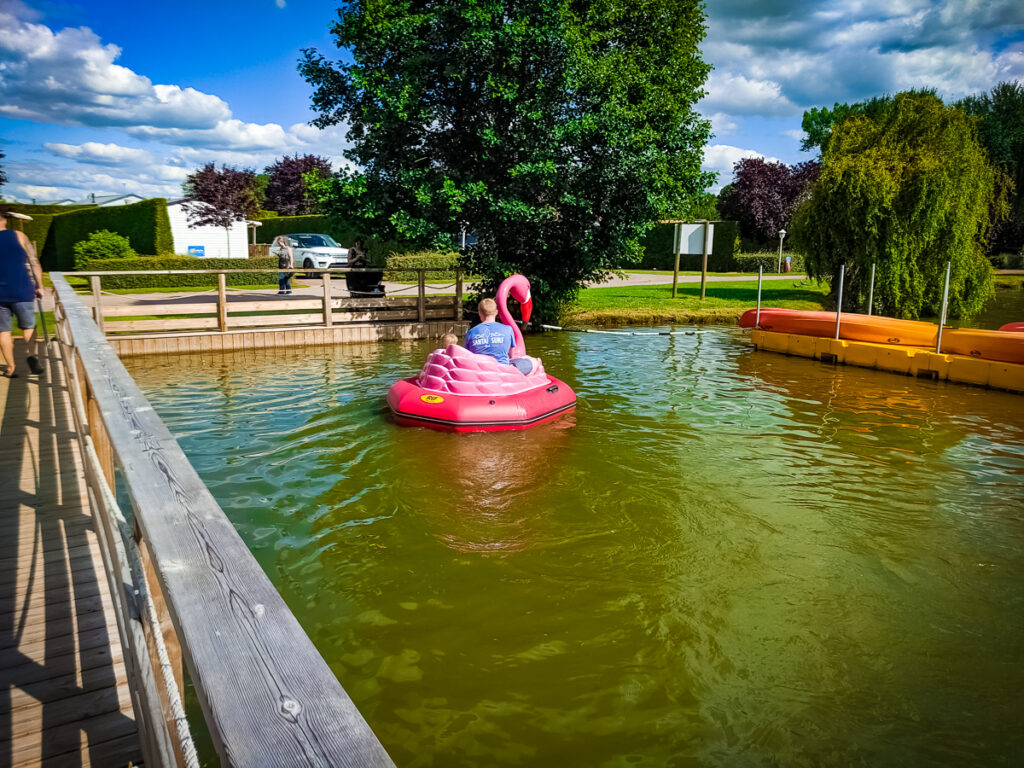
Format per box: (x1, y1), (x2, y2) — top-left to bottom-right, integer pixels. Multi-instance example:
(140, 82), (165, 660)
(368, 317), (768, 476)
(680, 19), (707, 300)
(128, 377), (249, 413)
(441, 333), (458, 347)
(478, 298), (498, 318)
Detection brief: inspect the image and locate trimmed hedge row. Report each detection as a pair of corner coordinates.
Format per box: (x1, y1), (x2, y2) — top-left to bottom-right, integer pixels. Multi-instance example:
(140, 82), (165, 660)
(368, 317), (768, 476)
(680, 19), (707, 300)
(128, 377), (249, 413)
(990, 252), (1024, 269)
(638, 220), (740, 271)
(384, 251), (460, 281)
(1, 203), (95, 215)
(77, 257), (277, 288)
(734, 251), (806, 273)
(46, 199), (174, 271)
(255, 214), (361, 247)
(1, 202), (94, 260)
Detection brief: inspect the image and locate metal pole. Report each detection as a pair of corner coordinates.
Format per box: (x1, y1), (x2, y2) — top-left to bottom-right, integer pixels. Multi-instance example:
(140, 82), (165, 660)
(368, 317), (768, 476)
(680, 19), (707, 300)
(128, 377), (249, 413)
(936, 261), (951, 353)
(671, 223), (681, 299)
(867, 261), (875, 315)
(699, 220), (710, 300)
(834, 264), (845, 340)
(755, 266), (763, 328)
(777, 232), (785, 273)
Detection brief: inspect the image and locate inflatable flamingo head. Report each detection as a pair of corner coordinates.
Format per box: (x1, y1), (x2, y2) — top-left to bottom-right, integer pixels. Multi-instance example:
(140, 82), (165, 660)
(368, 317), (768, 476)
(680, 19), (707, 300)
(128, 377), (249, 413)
(498, 274), (533, 323)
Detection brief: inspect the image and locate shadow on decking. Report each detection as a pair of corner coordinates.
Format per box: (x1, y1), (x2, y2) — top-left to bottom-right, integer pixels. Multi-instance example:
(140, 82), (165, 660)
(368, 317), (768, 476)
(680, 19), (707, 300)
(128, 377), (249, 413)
(0, 340), (140, 767)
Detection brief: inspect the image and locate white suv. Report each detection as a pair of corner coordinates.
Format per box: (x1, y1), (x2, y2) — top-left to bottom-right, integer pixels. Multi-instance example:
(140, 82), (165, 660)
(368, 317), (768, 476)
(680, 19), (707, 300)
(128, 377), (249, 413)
(270, 233), (349, 272)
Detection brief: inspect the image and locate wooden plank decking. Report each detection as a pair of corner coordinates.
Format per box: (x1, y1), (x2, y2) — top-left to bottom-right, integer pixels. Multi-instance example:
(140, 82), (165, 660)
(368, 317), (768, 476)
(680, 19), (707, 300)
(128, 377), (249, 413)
(0, 339), (141, 767)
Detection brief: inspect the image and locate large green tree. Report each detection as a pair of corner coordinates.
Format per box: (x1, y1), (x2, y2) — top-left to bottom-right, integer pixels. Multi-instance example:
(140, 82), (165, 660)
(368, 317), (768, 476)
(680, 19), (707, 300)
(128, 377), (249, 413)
(799, 90), (936, 154)
(957, 81), (1024, 255)
(300, 0), (714, 318)
(792, 92), (1005, 319)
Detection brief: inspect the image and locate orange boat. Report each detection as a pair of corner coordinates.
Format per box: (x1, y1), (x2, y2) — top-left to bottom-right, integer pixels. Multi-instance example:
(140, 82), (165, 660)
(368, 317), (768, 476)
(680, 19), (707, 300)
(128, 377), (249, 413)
(941, 328), (1024, 365)
(738, 308), (938, 346)
(740, 308), (1024, 365)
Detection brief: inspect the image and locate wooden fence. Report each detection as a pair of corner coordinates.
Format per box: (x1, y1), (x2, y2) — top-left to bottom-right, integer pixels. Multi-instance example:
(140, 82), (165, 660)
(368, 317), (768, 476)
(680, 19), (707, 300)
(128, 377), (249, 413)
(71, 267), (464, 337)
(50, 272), (396, 767)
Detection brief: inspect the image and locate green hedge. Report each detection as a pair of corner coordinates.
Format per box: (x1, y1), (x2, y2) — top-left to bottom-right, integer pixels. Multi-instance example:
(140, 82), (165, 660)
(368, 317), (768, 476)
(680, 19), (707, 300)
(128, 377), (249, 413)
(255, 214), (361, 247)
(733, 251), (806, 273)
(1, 203), (94, 215)
(76, 257), (277, 289)
(0, 203), (95, 260)
(384, 250), (460, 281)
(46, 199), (174, 271)
(638, 220), (739, 270)
(990, 252), (1024, 269)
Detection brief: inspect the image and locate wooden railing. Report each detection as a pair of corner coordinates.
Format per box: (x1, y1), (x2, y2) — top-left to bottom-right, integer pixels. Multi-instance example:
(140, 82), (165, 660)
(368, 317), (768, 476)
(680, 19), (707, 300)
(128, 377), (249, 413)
(50, 273), (395, 767)
(70, 267), (464, 337)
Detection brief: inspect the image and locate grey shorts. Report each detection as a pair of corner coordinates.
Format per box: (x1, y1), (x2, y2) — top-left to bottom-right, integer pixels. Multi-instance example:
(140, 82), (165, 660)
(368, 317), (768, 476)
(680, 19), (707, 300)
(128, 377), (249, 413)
(0, 301), (36, 333)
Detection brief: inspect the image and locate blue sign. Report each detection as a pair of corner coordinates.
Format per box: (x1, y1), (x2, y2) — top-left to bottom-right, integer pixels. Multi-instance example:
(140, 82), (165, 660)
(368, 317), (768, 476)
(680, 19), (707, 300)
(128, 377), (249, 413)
(188, 245), (205, 257)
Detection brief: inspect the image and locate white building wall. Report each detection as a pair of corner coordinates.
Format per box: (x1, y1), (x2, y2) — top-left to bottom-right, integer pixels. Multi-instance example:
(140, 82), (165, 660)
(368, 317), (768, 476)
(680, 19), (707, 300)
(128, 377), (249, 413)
(167, 202), (249, 259)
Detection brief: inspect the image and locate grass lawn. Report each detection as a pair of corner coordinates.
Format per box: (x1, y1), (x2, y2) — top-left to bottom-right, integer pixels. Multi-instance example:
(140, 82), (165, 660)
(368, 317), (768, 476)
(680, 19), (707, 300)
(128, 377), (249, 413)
(563, 278), (830, 326)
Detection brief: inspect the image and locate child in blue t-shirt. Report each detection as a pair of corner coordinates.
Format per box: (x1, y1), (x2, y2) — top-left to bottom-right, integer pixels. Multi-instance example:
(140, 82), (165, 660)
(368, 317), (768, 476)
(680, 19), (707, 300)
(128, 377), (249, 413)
(464, 298), (533, 374)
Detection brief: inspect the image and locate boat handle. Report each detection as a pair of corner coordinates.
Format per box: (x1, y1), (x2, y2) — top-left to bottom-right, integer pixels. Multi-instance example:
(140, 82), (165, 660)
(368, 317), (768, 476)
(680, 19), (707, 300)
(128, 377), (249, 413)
(546, 385), (559, 393)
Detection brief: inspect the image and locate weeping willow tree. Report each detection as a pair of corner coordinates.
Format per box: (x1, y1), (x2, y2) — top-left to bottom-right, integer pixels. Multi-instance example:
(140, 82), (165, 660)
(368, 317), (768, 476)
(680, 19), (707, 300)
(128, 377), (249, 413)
(792, 92), (1007, 319)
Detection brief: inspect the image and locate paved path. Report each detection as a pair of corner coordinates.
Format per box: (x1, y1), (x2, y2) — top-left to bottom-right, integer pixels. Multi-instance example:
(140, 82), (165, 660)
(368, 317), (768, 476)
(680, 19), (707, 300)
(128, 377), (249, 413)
(0, 340), (141, 767)
(51, 272), (808, 311)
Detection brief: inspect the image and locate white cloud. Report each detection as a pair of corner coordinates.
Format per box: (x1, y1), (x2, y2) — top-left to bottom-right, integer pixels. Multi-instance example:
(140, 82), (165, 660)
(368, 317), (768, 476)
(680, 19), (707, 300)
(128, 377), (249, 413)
(275, 0), (287, 8)
(703, 0), (1024, 118)
(44, 141), (154, 166)
(0, 8), (231, 129)
(701, 144), (781, 192)
(782, 129), (804, 141)
(700, 72), (795, 117)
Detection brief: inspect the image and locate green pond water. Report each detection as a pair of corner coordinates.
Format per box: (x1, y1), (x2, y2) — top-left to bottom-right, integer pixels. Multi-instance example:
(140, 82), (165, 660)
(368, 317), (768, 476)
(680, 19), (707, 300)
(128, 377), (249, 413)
(124, 322), (1024, 767)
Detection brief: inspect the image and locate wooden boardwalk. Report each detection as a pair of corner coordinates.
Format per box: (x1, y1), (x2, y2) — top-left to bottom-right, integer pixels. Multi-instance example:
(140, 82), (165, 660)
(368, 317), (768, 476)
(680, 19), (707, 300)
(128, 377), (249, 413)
(0, 340), (141, 767)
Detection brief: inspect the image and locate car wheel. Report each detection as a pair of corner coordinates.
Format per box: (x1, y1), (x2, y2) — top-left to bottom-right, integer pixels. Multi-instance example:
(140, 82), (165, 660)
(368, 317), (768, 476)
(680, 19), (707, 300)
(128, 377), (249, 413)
(304, 258), (316, 279)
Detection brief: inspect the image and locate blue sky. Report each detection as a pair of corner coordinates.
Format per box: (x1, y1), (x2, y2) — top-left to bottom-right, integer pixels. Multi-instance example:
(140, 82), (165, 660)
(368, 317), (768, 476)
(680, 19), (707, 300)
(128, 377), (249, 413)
(1, 0), (1022, 202)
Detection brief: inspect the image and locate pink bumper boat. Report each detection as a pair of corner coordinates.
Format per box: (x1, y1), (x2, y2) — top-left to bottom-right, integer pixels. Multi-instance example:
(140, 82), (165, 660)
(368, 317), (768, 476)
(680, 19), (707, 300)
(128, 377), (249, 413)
(387, 275), (577, 431)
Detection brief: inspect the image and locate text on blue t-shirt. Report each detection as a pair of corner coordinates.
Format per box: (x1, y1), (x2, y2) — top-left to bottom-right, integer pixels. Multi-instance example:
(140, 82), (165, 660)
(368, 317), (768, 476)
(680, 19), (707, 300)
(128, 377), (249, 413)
(464, 321), (516, 365)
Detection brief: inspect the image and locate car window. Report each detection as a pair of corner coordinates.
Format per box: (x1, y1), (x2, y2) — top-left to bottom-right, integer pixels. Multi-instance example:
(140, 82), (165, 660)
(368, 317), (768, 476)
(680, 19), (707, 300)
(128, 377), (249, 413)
(295, 234), (338, 248)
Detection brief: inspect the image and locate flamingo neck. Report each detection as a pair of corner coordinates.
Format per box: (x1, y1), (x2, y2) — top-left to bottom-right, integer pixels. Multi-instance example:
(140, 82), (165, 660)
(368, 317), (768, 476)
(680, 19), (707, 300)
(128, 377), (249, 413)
(496, 283), (526, 358)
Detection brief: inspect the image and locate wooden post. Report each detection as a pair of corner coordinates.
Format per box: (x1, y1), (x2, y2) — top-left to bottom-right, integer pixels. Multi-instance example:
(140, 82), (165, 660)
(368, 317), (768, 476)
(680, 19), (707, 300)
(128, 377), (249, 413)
(217, 272), (228, 332)
(91, 275), (104, 333)
(671, 223), (681, 299)
(322, 272), (333, 327)
(455, 269), (463, 321)
(417, 269), (426, 323)
(699, 220), (710, 301)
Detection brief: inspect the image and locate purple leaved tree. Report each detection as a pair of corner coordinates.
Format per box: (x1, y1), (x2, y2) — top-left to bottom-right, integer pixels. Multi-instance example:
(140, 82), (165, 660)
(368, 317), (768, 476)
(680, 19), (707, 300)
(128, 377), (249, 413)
(718, 158), (820, 246)
(264, 154), (332, 215)
(183, 163), (262, 258)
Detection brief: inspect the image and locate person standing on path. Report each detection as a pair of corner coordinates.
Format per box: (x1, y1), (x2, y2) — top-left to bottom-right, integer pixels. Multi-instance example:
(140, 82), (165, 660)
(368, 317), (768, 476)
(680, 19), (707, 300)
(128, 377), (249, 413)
(0, 211), (44, 378)
(273, 235), (294, 295)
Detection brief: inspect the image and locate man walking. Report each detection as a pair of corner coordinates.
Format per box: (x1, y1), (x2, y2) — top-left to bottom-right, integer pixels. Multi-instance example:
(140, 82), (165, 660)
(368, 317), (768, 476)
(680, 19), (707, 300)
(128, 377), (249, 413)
(0, 211), (44, 378)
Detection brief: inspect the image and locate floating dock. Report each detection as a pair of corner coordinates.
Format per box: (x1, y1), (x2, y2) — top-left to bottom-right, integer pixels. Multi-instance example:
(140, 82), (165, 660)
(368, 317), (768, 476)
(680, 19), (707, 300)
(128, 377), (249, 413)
(750, 329), (1024, 394)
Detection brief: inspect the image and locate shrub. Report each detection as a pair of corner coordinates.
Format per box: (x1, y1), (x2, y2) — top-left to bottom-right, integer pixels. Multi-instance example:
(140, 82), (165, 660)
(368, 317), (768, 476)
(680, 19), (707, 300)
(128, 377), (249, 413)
(254, 214), (360, 246)
(73, 230), (135, 269)
(989, 252), (1024, 269)
(48, 198), (174, 271)
(638, 220), (739, 270)
(733, 252), (806, 273)
(75, 257), (277, 289)
(384, 250), (460, 281)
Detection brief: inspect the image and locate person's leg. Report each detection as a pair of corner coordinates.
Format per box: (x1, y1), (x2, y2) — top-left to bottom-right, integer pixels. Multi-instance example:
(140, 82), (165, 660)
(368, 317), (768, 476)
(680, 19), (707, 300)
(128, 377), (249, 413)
(278, 273), (287, 294)
(14, 302), (42, 374)
(0, 305), (14, 375)
(285, 272), (292, 294)
(510, 357), (534, 375)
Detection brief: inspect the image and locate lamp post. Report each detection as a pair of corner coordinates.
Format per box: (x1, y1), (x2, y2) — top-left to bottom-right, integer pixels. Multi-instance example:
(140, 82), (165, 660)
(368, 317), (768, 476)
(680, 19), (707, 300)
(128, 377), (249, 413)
(776, 228), (787, 273)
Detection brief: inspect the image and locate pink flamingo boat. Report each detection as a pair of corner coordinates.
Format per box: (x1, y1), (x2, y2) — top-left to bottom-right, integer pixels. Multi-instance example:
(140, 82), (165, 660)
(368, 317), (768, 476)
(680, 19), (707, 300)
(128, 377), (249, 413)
(387, 275), (577, 431)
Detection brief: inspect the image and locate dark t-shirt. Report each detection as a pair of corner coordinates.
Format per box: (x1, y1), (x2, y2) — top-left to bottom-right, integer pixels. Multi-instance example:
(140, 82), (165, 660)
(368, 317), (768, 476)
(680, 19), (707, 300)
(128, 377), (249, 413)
(0, 230), (34, 303)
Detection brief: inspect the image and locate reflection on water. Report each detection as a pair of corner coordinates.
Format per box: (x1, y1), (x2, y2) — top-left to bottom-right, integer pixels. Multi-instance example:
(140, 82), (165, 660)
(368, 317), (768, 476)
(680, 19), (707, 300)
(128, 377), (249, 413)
(125, 328), (1024, 767)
